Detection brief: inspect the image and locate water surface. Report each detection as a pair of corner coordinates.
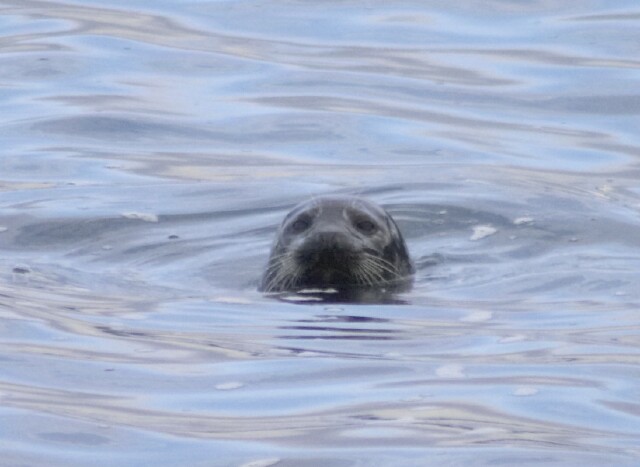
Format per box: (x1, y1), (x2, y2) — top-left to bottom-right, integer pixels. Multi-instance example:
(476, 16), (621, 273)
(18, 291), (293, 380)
(2, 0), (640, 465)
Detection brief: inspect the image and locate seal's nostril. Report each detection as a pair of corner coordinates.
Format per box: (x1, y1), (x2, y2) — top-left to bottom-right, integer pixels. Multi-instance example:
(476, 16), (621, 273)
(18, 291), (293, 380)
(310, 231), (348, 248)
(318, 231), (339, 242)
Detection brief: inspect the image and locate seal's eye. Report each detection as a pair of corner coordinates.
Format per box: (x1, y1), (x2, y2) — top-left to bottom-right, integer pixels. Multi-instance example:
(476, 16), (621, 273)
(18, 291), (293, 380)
(290, 217), (311, 233)
(356, 219), (377, 234)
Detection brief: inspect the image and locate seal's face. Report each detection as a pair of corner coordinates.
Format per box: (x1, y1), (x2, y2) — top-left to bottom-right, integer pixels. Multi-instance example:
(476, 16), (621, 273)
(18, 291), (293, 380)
(260, 196), (414, 294)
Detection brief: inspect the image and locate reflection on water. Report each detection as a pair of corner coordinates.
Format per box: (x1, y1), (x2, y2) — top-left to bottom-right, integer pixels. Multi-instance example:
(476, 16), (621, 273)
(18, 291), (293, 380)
(2, 0), (640, 465)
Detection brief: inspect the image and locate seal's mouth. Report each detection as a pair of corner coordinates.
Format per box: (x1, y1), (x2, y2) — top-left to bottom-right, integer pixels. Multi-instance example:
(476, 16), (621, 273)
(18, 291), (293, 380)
(295, 245), (360, 287)
(303, 266), (354, 286)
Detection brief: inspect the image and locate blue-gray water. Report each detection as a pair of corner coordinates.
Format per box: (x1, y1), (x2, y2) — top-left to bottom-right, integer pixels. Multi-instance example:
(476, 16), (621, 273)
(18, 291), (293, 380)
(2, 1), (640, 466)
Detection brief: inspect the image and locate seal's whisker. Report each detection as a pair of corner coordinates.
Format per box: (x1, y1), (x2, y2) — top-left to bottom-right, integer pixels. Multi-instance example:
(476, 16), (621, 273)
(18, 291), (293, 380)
(356, 259), (384, 285)
(264, 252), (289, 268)
(263, 253), (300, 292)
(364, 253), (401, 272)
(360, 255), (388, 277)
(274, 256), (301, 292)
(362, 253), (403, 279)
(361, 268), (379, 287)
(352, 267), (371, 286)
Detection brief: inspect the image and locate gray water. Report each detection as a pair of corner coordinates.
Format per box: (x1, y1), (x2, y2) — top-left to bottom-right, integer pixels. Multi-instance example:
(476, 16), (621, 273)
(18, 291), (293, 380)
(2, 1), (640, 465)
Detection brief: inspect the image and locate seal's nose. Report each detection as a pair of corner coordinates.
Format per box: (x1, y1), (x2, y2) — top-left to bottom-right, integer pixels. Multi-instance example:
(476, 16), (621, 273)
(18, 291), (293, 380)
(315, 231), (342, 245)
(297, 230), (356, 266)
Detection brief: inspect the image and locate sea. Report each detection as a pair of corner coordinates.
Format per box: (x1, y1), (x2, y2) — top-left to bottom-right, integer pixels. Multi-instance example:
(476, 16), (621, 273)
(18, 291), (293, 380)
(1, 1), (640, 465)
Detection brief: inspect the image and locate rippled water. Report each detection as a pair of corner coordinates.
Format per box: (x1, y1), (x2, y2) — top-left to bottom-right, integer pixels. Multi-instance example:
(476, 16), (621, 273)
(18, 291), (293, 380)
(2, 1), (640, 465)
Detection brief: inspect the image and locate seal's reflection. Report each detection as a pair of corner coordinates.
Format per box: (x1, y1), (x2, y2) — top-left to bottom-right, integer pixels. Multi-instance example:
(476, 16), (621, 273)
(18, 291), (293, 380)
(277, 312), (400, 342)
(270, 286), (411, 305)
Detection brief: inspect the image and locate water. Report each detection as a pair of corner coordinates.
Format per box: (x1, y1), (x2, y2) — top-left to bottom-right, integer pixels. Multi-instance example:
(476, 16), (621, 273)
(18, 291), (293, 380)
(2, 0), (640, 465)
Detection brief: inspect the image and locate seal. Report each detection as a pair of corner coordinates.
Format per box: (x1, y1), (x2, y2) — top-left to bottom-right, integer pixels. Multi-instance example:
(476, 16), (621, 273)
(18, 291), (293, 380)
(259, 195), (414, 296)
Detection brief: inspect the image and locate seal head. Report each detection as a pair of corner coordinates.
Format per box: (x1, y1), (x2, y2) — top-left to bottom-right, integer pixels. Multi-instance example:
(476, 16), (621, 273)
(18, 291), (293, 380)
(260, 196), (414, 295)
